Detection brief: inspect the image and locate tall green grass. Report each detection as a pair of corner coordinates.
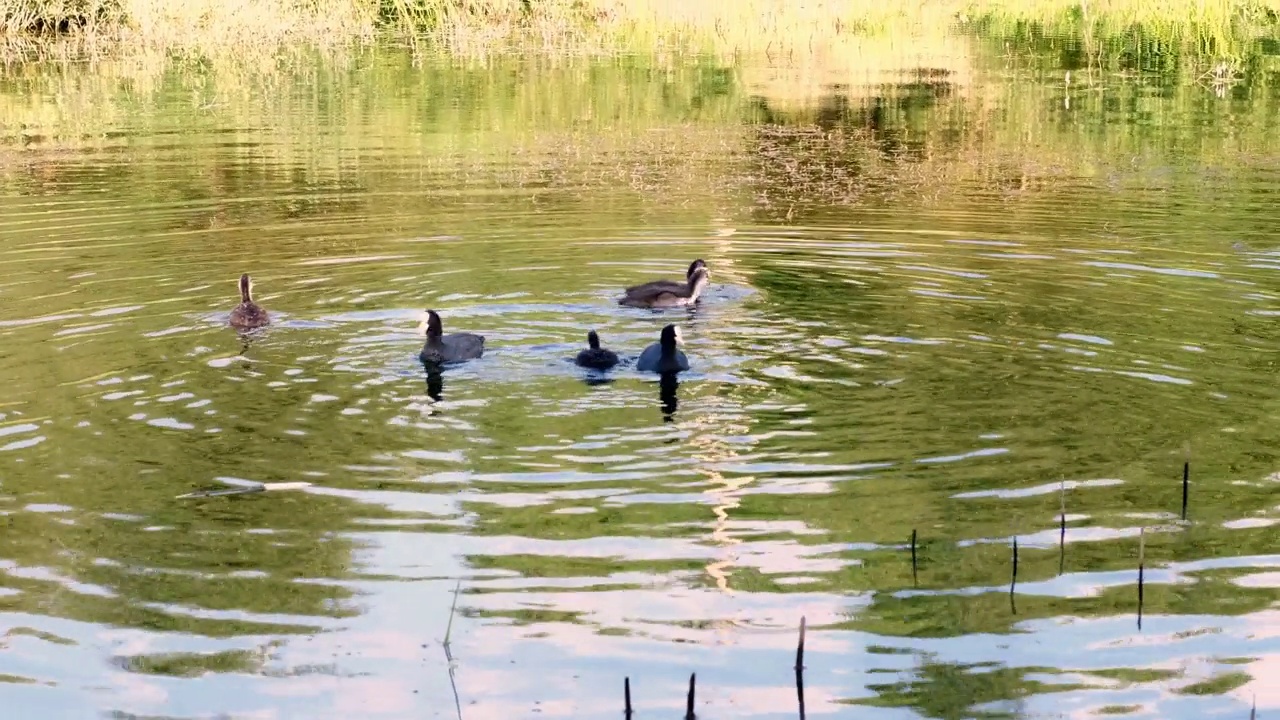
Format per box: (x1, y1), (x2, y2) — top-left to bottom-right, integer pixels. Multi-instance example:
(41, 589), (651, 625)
(2, 0), (1280, 58)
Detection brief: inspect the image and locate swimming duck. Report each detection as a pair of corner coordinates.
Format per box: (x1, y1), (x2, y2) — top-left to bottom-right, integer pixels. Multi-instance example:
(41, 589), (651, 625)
(418, 309), (485, 365)
(229, 273), (269, 329)
(636, 324), (690, 373)
(618, 265), (710, 309)
(623, 259), (707, 296)
(575, 330), (619, 370)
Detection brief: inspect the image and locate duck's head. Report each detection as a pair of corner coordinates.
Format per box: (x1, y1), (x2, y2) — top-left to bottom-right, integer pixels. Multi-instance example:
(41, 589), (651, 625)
(660, 323), (683, 349)
(688, 266), (710, 291)
(239, 273), (253, 302)
(686, 259), (707, 278)
(587, 330), (601, 349)
(423, 309), (443, 339)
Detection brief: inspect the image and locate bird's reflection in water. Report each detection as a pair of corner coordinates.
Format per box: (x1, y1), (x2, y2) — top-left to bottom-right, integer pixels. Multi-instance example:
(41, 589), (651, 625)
(233, 330), (259, 369)
(582, 374), (615, 388)
(424, 365), (444, 402)
(659, 372), (680, 422)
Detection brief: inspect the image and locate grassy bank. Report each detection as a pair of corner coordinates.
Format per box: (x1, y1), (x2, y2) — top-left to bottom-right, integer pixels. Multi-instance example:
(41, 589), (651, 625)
(2, 0), (1280, 58)
(0, 0), (373, 51)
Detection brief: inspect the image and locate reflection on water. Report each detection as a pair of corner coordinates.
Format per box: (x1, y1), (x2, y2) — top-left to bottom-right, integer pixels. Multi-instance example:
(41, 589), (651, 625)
(660, 372), (680, 421)
(1, 29), (1279, 720)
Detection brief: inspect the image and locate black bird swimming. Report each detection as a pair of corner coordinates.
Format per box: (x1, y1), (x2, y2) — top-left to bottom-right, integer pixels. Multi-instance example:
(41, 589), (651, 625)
(636, 324), (690, 373)
(418, 309), (485, 365)
(575, 330), (619, 370)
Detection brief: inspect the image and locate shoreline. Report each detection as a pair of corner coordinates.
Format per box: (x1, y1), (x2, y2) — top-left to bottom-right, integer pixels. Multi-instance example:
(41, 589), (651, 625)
(1, 0), (1278, 61)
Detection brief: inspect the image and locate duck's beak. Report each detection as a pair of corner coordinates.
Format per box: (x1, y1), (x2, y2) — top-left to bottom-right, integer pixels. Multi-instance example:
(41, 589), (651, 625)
(673, 326), (684, 345)
(415, 311), (429, 336)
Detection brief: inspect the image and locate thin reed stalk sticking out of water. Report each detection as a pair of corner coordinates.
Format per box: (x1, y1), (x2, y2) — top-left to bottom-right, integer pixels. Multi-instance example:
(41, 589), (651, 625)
(443, 580), (463, 720)
(624, 677), (633, 718)
(910, 529), (918, 587)
(795, 616), (806, 670)
(1182, 459), (1190, 521)
(1137, 529), (1146, 631)
(1059, 478), (1067, 575)
(685, 673), (696, 720)
(444, 579), (461, 657)
(1010, 535), (1019, 615)
(795, 617), (807, 720)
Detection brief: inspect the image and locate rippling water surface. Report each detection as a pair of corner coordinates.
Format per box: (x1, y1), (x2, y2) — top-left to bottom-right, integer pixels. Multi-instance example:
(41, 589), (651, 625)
(2, 36), (1280, 719)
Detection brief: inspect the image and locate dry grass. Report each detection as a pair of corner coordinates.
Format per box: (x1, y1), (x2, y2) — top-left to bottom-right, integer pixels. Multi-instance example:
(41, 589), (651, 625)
(414, 0), (1280, 55)
(118, 0), (374, 50)
(2, 0), (1279, 60)
(1, 0), (373, 55)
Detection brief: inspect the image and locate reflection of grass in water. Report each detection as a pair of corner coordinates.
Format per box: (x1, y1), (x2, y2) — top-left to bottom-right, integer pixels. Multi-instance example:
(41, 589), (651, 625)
(766, 535), (1280, 636)
(472, 607), (584, 626)
(1216, 656), (1256, 665)
(1175, 670), (1252, 695)
(2, 18), (1276, 203)
(849, 658), (1093, 716)
(0, 48), (745, 176)
(745, 61), (1280, 220)
(0, 419), (372, 641)
(468, 553), (707, 579)
(112, 646), (353, 679)
(849, 654), (1252, 716)
(5, 33), (1276, 245)
(1089, 667), (1182, 683)
(112, 647), (268, 677)
(3, 626), (76, 645)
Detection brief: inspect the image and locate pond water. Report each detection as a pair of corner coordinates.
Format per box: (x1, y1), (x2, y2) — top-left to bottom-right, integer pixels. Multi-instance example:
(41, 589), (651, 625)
(1, 31), (1279, 719)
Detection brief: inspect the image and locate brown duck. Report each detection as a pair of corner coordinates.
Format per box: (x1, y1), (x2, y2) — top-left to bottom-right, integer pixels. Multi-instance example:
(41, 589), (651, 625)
(229, 273), (269, 329)
(623, 259), (707, 296)
(618, 263), (710, 308)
